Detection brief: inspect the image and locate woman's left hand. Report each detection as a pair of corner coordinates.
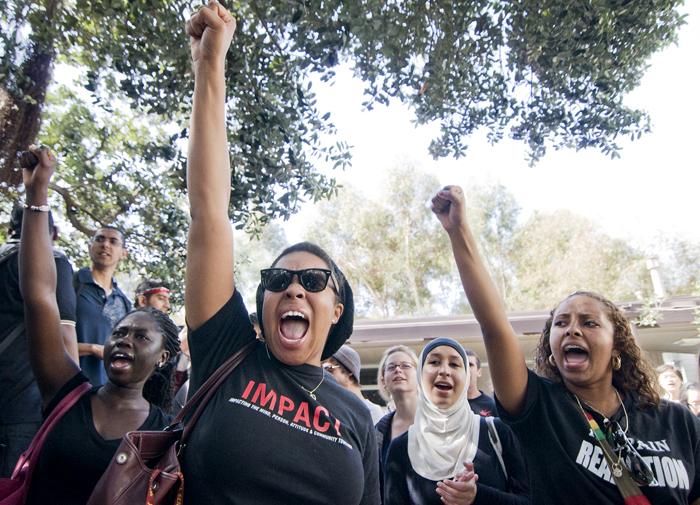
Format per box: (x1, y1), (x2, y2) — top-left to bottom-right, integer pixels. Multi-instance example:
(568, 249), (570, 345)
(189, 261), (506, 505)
(22, 146), (55, 200)
(436, 461), (478, 505)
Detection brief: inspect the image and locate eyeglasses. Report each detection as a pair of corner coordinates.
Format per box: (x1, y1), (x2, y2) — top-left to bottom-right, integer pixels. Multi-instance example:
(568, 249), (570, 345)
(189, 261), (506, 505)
(604, 420), (657, 486)
(385, 362), (414, 373)
(322, 363), (341, 371)
(260, 268), (337, 293)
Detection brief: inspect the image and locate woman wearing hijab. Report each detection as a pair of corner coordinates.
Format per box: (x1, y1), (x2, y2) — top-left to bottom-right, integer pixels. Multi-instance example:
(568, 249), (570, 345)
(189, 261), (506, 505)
(383, 338), (529, 505)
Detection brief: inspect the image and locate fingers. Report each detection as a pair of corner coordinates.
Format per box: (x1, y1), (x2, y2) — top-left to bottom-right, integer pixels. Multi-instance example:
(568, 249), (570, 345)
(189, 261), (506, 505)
(31, 145), (55, 169)
(186, 1), (235, 39)
(436, 477), (477, 504)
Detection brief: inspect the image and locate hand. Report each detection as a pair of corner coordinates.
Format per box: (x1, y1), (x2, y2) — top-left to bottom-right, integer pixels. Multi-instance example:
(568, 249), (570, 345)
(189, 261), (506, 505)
(431, 185), (467, 233)
(93, 344), (104, 360)
(22, 146), (56, 201)
(436, 461), (478, 505)
(186, 1), (236, 67)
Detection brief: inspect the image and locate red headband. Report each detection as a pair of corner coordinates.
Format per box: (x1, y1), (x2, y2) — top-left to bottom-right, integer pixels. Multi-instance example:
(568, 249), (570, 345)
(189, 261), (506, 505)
(140, 287), (170, 296)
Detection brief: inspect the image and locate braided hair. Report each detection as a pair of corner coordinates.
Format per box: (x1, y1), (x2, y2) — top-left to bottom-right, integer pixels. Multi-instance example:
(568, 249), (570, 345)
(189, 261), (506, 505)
(128, 307), (181, 412)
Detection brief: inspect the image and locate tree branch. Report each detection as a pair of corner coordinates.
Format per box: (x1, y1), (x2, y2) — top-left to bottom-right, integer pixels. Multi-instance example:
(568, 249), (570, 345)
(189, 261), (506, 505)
(49, 182), (99, 236)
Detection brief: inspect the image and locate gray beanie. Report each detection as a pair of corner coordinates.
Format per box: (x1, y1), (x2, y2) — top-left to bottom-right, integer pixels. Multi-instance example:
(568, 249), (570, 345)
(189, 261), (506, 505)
(333, 345), (362, 384)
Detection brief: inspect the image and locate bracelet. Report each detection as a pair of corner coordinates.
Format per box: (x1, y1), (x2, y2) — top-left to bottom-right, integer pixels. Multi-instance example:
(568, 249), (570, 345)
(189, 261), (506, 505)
(23, 203), (50, 212)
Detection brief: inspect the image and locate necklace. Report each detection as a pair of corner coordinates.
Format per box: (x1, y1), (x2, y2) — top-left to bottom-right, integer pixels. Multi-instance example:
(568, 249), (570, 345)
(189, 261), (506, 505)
(573, 389), (628, 479)
(577, 388), (629, 432)
(298, 371), (325, 401)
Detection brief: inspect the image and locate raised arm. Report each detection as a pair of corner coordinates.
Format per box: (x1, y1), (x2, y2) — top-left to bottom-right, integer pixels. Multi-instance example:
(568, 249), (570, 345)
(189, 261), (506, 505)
(185, 1), (237, 330)
(19, 148), (80, 404)
(432, 186), (528, 415)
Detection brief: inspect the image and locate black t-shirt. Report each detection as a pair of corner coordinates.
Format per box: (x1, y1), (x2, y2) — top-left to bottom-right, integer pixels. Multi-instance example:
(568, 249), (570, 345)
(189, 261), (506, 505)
(498, 369), (700, 505)
(470, 391), (497, 417)
(0, 245), (76, 423)
(376, 410), (396, 503)
(384, 417), (530, 505)
(26, 373), (170, 505)
(183, 290), (380, 505)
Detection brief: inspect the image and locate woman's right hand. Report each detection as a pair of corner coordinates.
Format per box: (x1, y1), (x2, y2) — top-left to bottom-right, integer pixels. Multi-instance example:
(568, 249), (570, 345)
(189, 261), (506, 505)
(186, 1), (236, 68)
(436, 462), (478, 505)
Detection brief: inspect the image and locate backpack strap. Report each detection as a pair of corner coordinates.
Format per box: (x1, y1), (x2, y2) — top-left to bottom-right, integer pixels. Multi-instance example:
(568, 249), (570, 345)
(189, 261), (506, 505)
(486, 416), (508, 482)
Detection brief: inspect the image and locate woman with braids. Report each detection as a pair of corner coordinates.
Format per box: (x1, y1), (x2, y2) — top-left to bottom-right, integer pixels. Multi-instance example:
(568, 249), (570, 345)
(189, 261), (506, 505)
(19, 147), (180, 505)
(432, 184), (700, 504)
(180, 2), (379, 503)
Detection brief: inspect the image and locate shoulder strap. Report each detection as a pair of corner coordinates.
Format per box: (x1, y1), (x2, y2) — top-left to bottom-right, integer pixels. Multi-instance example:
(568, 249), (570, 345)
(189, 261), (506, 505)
(11, 381), (92, 479)
(486, 416), (508, 481)
(0, 243), (19, 266)
(0, 322), (25, 355)
(174, 340), (256, 450)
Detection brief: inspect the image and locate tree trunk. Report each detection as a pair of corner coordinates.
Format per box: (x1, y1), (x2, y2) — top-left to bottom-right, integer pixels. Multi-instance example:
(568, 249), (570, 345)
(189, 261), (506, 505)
(0, 0), (61, 186)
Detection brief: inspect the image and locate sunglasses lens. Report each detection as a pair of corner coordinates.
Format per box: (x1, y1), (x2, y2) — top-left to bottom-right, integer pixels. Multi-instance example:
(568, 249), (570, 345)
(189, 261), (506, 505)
(262, 270), (291, 292)
(299, 270), (329, 292)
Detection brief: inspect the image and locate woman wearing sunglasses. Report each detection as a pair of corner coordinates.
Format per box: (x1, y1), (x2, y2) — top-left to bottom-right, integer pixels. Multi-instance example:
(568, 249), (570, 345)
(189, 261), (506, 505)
(432, 185), (700, 504)
(182, 3), (378, 504)
(383, 338), (529, 505)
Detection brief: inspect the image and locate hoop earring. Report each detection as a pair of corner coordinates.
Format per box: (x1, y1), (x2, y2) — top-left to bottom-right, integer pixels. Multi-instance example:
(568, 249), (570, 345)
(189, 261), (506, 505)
(612, 354), (622, 371)
(548, 354), (556, 367)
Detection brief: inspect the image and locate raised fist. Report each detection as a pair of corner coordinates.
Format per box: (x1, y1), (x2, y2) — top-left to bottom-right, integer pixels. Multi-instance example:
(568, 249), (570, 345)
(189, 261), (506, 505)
(22, 145), (56, 197)
(431, 185), (467, 232)
(186, 1), (236, 67)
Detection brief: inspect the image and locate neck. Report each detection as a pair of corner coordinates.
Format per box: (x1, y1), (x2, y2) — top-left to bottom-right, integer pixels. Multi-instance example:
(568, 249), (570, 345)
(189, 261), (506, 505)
(467, 387), (480, 400)
(99, 381), (149, 409)
(566, 380), (621, 418)
(349, 383), (364, 400)
(91, 265), (116, 291)
(667, 389), (681, 401)
(392, 391), (417, 420)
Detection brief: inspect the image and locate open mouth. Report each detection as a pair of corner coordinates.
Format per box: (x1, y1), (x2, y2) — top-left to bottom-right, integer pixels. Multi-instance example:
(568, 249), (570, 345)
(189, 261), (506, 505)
(563, 345), (589, 368)
(109, 352), (134, 370)
(279, 311), (309, 344)
(434, 381), (453, 392)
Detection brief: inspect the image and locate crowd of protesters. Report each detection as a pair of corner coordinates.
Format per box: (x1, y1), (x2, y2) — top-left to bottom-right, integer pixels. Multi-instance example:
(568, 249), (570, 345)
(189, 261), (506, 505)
(1, 2), (700, 504)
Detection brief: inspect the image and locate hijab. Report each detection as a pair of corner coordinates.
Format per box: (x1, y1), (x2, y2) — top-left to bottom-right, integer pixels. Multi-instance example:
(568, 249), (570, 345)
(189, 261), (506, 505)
(407, 338), (481, 481)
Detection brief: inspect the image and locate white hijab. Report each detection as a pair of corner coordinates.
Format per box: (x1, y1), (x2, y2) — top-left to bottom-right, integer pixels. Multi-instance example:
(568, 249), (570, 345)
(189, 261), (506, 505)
(407, 342), (481, 481)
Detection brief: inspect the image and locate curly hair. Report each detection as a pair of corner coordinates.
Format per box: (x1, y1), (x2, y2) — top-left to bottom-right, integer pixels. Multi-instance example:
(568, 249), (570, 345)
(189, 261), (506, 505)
(534, 291), (660, 408)
(122, 307), (182, 412)
(376, 345), (419, 402)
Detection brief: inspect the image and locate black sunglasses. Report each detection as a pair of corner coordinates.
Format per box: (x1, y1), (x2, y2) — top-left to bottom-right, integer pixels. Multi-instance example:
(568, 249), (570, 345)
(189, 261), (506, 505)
(605, 420), (657, 486)
(260, 268), (337, 294)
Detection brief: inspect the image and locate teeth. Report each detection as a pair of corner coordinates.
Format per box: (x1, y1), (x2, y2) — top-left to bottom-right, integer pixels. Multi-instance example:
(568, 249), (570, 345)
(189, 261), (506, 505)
(565, 345), (586, 352)
(282, 311), (306, 320)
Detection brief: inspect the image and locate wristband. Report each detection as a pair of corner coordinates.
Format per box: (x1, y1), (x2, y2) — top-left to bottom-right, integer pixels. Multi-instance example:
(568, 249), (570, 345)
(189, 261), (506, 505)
(23, 203), (50, 212)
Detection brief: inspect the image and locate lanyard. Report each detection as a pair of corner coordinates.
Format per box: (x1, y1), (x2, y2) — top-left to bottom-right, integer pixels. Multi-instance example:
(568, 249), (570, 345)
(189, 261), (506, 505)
(579, 408), (651, 505)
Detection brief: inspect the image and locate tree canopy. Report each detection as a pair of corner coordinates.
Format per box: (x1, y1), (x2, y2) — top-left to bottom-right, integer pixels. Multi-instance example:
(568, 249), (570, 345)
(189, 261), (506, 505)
(0, 0), (686, 291)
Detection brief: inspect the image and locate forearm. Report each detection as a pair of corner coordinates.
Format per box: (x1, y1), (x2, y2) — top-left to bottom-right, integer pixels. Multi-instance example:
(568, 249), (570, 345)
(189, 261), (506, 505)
(19, 192), (56, 308)
(61, 324), (79, 363)
(187, 61), (230, 219)
(78, 342), (103, 358)
(447, 224), (527, 411)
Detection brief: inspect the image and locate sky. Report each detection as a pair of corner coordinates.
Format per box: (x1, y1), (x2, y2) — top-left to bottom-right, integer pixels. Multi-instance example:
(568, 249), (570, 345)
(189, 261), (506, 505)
(281, 2), (700, 250)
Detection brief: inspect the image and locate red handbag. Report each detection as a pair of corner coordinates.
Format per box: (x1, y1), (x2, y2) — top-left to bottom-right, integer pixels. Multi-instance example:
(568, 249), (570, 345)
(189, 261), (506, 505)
(0, 381), (92, 505)
(87, 340), (256, 505)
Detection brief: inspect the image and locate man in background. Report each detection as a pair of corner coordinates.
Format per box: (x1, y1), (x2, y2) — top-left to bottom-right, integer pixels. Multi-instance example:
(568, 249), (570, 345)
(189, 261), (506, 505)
(134, 279), (171, 313)
(324, 345), (386, 423)
(75, 226), (131, 386)
(464, 348), (497, 417)
(0, 204), (77, 476)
